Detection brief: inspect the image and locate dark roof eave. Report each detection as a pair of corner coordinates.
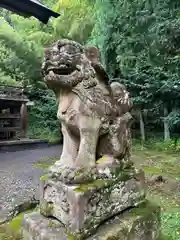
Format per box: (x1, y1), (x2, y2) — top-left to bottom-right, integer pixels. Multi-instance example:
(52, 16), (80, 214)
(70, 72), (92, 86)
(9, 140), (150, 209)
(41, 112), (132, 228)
(0, 0), (60, 24)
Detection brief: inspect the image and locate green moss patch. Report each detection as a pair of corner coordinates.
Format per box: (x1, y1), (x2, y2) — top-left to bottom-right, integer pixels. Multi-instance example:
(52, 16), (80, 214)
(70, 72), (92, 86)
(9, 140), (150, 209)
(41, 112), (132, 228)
(0, 209), (36, 240)
(74, 179), (114, 193)
(33, 156), (58, 170)
(130, 201), (159, 217)
(96, 155), (110, 164)
(73, 168), (134, 193)
(40, 174), (49, 181)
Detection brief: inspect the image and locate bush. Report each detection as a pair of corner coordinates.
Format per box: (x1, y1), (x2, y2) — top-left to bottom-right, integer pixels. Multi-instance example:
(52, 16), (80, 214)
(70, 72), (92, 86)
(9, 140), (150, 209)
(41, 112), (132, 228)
(132, 137), (180, 153)
(27, 89), (62, 143)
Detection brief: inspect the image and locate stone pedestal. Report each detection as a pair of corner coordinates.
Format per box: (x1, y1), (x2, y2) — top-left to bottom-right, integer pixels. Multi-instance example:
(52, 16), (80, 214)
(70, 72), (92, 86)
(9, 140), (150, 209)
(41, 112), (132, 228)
(39, 172), (145, 237)
(22, 161), (160, 240)
(22, 201), (161, 240)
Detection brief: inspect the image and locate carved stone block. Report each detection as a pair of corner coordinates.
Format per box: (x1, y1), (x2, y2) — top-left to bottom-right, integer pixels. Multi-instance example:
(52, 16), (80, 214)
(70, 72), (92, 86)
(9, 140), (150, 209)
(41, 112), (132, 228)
(39, 169), (145, 237)
(22, 201), (160, 240)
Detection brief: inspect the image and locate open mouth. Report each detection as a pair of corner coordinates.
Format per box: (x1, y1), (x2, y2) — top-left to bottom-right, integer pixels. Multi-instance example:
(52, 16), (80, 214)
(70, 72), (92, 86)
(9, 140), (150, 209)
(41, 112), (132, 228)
(46, 64), (76, 76)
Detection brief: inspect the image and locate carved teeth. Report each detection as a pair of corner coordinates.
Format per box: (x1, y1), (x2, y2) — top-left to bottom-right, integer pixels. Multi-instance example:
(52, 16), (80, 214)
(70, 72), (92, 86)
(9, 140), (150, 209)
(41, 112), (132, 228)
(49, 70), (55, 77)
(59, 64), (67, 69)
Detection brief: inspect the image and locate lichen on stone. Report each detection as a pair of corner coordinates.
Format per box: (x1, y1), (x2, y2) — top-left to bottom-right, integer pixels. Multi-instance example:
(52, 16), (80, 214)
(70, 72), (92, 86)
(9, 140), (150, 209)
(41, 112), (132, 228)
(73, 167), (136, 194)
(73, 179), (114, 193)
(65, 231), (81, 240)
(40, 201), (53, 217)
(48, 219), (60, 228)
(96, 155), (110, 164)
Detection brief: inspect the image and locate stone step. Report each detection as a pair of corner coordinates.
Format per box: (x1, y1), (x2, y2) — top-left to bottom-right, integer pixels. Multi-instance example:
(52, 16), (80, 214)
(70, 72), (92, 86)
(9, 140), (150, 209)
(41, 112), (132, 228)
(22, 201), (161, 240)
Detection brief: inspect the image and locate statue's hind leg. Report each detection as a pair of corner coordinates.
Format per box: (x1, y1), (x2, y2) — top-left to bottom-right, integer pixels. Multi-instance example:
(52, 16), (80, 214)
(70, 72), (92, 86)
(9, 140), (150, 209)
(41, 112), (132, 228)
(75, 116), (101, 167)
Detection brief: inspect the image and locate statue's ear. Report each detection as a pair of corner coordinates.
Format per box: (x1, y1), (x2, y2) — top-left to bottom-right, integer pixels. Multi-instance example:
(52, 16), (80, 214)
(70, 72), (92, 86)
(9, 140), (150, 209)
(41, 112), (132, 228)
(85, 46), (111, 88)
(84, 46), (101, 63)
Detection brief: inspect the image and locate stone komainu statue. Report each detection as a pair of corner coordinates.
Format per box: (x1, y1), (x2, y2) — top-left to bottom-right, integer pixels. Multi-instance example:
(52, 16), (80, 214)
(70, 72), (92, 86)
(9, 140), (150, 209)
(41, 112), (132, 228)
(42, 39), (132, 169)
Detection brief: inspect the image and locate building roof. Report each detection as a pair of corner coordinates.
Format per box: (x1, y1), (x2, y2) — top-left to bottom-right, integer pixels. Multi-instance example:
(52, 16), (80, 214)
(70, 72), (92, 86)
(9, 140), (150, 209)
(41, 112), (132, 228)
(0, 84), (29, 102)
(0, 0), (60, 24)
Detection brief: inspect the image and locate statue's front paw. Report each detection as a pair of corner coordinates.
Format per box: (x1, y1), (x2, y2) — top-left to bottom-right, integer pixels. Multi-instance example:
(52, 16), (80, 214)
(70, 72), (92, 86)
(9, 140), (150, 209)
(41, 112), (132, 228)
(49, 163), (74, 180)
(49, 163), (98, 184)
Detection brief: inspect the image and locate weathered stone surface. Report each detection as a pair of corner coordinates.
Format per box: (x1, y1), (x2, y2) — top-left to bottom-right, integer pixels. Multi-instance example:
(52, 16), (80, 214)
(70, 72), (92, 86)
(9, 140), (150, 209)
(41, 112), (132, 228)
(0, 198), (38, 225)
(39, 168), (145, 237)
(48, 155), (136, 184)
(22, 212), (64, 240)
(88, 201), (161, 240)
(42, 39), (132, 169)
(22, 201), (161, 240)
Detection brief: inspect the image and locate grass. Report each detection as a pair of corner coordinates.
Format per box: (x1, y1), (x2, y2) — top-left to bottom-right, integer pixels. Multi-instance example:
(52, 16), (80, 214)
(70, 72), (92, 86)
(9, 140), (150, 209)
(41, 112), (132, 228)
(131, 141), (180, 240)
(33, 156), (58, 170)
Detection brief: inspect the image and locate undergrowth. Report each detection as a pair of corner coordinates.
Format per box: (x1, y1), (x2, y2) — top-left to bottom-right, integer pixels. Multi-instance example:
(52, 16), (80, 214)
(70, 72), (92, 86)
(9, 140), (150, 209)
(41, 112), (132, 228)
(27, 90), (62, 144)
(132, 140), (180, 240)
(132, 138), (180, 153)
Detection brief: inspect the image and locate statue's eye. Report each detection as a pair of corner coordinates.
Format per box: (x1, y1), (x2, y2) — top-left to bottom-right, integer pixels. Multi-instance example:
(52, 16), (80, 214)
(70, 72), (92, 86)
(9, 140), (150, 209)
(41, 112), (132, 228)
(53, 51), (59, 56)
(67, 46), (78, 54)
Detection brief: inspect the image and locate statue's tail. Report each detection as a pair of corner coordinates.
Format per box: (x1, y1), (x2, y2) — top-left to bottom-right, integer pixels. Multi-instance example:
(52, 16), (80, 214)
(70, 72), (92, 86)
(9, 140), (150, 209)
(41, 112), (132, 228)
(110, 81), (132, 114)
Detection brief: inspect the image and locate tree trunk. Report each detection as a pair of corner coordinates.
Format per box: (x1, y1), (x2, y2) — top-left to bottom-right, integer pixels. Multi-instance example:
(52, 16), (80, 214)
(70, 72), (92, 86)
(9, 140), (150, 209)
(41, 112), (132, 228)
(139, 110), (145, 142)
(164, 106), (170, 141)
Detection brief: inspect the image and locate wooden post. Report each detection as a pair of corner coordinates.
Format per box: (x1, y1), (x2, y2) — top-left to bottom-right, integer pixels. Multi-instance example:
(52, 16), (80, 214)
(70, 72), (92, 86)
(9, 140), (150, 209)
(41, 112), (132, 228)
(20, 103), (28, 138)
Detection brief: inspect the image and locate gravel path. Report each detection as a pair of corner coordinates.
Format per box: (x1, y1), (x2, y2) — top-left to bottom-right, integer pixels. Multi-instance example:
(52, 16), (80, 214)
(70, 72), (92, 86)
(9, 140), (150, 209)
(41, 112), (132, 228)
(0, 145), (62, 212)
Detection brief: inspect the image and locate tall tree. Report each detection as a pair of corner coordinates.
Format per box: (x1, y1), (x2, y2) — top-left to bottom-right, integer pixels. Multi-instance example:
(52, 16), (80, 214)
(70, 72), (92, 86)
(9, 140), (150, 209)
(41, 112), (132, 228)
(91, 0), (180, 140)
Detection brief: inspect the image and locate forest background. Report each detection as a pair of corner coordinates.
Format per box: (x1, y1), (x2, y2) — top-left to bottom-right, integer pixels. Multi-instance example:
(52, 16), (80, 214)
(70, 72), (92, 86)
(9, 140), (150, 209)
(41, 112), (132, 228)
(1, 0), (180, 146)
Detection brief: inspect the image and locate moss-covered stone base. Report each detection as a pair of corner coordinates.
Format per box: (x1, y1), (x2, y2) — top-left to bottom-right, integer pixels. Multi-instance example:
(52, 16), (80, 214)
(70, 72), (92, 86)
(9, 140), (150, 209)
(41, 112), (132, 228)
(22, 201), (160, 240)
(39, 174), (145, 237)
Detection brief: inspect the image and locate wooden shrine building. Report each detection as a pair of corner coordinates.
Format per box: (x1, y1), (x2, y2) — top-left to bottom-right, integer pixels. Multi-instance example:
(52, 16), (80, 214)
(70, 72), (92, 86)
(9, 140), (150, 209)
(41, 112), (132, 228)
(0, 84), (29, 141)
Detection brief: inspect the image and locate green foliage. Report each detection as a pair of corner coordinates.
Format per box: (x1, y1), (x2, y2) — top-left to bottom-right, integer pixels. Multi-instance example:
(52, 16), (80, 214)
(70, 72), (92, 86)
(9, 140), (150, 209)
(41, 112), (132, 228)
(0, 71), (20, 86)
(0, 18), (42, 85)
(27, 89), (61, 141)
(133, 137), (180, 153)
(53, 0), (95, 44)
(0, 0), (95, 141)
(144, 138), (180, 152)
(132, 141), (180, 240)
(167, 109), (180, 130)
(161, 210), (180, 240)
(34, 156), (57, 170)
(92, 0), (180, 136)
